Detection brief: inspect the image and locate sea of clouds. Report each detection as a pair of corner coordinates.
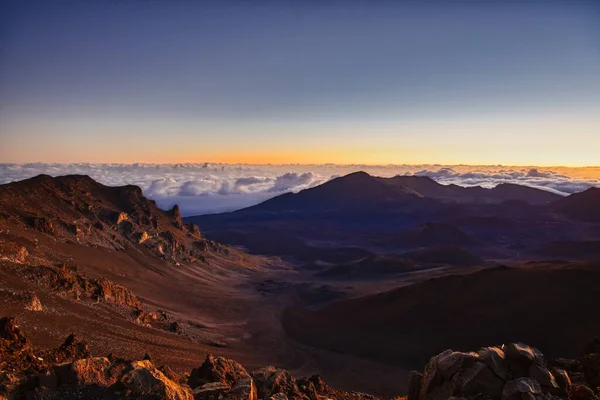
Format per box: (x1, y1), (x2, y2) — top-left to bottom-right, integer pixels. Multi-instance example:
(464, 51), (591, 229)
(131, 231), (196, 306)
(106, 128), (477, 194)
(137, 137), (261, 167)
(0, 163), (598, 215)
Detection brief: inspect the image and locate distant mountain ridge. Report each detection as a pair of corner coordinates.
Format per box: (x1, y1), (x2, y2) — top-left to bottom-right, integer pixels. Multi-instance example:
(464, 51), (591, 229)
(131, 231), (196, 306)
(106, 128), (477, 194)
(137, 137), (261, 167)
(202, 171), (562, 217)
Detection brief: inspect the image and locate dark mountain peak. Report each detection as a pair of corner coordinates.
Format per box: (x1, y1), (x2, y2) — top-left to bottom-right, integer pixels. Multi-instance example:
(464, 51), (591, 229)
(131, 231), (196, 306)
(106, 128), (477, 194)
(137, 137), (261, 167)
(554, 186), (600, 222)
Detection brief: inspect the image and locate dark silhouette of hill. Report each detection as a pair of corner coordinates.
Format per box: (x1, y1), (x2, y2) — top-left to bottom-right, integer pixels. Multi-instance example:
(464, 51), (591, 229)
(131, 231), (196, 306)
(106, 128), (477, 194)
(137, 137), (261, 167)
(242, 171), (423, 214)
(283, 262), (600, 368)
(553, 187), (600, 222)
(383, 176), (560, 205)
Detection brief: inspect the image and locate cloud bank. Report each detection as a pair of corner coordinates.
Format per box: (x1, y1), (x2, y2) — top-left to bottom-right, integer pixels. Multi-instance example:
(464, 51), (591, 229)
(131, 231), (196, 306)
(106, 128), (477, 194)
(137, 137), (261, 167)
(0, 163), (598, 215)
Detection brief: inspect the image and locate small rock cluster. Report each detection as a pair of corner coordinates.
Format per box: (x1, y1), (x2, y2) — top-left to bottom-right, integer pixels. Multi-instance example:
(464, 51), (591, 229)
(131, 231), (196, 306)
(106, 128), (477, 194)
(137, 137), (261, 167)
(408, 342), (582, 400)
(188, 354), (337, 400)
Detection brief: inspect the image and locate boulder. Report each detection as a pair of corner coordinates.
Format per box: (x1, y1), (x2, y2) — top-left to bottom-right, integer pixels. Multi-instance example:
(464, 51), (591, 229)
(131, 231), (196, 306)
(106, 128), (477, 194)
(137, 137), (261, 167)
(120, 360), (194, 400)
(452, 361), (504, 398)
(478, 347), (508, 381)
(551, 368), (571, 397)
(65, 357), (112, 386)
(419, 350), (479, 400)
(192, 382), (230, 400)
(407, 371), (422, 400)
(528, 363), (558, 391)
(188, 355), (250, 389)
(501, 378), (542, 400)
(251, 367), (303, 399)
(226, 377), (257, 400)
(505, 343), (538, 377)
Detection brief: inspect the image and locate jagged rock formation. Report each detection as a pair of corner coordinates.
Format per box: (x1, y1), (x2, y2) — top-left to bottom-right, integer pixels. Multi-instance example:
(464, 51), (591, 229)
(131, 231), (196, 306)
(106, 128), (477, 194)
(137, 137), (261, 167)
(0, 174), (236, 266)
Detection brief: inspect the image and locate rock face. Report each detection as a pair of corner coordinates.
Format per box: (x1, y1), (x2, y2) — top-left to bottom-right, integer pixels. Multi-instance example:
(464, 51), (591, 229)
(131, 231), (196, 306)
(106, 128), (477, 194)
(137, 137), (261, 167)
(23, 264), (142, 309)
(251, 367), (304, 400)
(121, 360), (194, 400)
(410, 343), (574, 400)
(188, 354), (250, 389)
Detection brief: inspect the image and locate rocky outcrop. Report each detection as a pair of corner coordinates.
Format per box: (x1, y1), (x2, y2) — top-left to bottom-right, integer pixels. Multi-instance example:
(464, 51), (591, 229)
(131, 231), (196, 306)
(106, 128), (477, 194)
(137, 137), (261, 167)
(26, 216), (55, 235)
(188, 354), (250, 389)
(410, 343), (574, 400)
(251, 367), (304, 400)
(0, 240), (28, 263)
(23, 264), (142, 309)
(121, 359), (194, 400)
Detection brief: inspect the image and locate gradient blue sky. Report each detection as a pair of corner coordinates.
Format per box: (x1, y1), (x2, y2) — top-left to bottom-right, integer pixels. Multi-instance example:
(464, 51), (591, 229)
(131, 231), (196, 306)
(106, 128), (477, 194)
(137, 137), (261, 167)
(1, 1), (599, 165)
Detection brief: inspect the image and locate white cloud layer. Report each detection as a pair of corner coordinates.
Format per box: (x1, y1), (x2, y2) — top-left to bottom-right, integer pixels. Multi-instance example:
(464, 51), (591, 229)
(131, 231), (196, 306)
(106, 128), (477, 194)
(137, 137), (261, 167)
(0, 163), (598, 215)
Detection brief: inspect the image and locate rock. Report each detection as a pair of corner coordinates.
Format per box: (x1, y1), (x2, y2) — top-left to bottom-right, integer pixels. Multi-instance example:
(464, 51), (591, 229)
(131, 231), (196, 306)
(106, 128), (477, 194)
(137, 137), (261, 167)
(226, 377), (257, 400)
(120, 360), (194, 400)
(188, 354), (250, 389)
(308, 375), (329, 394)
(501, 377), (542, 400)
(528, 363), (558, 391)
(27, 216), (55, 235)
(119, 220), (135, 235)
(169, 205), (183, 228)
(67, 223), (81, 235)
(408, 371), (422, 400)
(452, 361), (504, 399)
(296, 377), (318, 399)
(478, 347), (508, 381)
(505, 343), (538, 377)
(552, 358), (581, 372)
(116, 212), (129, 224)
(251, 367), (303, 400)
(0, 317), (29, 345)
(580, 353), (600, 388)
(91, 277), (142, 309)
(419, 350), (479, 400)
(551, 368), (571, 397)
(185, 223), (201, 238)
(169, 322), (182, 333)
(137, 231), (150, 244)
(158, 365), (180, 383)
(193, 382), (230, 400)
(11, 290), (43, 311)
(48, 333), (90, 363)
(67, 357), (112, 386)
(0, 241), (29, 263)
(569, 384), (598, 400)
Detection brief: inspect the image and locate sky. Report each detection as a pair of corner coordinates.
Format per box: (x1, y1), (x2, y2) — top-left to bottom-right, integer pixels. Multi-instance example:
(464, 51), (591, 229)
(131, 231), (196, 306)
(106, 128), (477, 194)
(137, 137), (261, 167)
(1, 1), (600, 165)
